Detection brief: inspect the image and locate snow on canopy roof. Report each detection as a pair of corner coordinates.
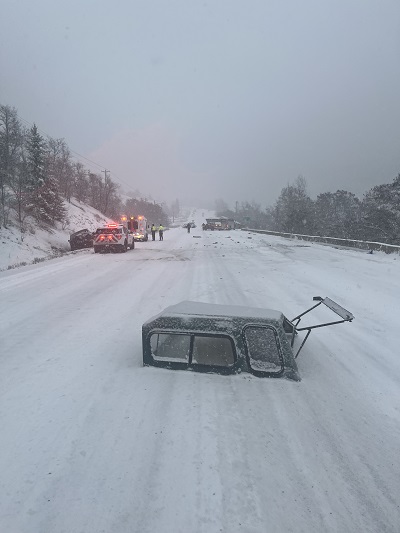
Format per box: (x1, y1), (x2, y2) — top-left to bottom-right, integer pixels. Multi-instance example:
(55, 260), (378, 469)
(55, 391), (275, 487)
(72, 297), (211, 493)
(162, 301), (284, 321)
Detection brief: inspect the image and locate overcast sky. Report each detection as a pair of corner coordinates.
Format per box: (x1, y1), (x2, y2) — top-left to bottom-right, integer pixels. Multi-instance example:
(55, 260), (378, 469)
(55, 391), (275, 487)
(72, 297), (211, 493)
(1, 0), (400, 208)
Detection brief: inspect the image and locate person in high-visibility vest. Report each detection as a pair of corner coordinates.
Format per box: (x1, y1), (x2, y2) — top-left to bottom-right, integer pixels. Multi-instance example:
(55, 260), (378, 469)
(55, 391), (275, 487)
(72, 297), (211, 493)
(158, 225), (164, 241)
(151, 224), (156, 241)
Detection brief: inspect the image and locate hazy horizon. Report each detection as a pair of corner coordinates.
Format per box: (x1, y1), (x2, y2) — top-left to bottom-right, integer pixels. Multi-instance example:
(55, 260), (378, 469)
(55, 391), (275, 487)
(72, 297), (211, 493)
(1, 0), (399, 209)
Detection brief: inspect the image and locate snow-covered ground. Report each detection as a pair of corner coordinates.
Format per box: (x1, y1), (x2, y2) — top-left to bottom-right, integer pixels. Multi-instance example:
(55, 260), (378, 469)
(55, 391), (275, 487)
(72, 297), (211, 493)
(0, 207), (399, 533)
(0, 198), (112, 272)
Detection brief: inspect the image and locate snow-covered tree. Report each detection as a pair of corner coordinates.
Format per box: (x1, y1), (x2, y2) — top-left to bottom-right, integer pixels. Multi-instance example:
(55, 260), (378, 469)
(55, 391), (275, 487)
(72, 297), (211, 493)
(314, 190), (361, 239)
(0, 105), (22, 226)
(88, 172), (103, 211)
(272, 176), (314, 234)
(103, 173), (119, 215)
(23, 126), (67, 225)
(25, 124), (46, 190)
(124, 197), (169, 225)
(9, 142), (31, 226)
(46, 138), (74, 202)
(32, 175), (67, 225)
(360, 175), (400, 244)
(74, 162), (89, 203)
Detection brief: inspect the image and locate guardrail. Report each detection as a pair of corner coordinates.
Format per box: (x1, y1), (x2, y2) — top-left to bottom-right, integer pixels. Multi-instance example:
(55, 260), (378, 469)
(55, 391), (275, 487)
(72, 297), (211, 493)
(242, 229), (400, 254)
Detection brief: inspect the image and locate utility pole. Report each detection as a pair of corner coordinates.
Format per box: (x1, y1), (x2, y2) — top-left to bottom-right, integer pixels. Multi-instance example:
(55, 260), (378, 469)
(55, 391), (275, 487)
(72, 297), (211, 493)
(102, 169), (110, 183)
(101, 170), (110, 214)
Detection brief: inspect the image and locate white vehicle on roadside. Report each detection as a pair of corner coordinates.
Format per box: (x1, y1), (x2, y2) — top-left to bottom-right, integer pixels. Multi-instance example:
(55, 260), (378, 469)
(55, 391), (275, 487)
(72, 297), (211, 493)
(93, 223), (135, 253)
(132, 216), (149, 241)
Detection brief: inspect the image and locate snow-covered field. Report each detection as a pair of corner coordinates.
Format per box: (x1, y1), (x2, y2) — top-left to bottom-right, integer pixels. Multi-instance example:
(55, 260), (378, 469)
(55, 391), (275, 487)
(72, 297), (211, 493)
(1, 207), (399, 533)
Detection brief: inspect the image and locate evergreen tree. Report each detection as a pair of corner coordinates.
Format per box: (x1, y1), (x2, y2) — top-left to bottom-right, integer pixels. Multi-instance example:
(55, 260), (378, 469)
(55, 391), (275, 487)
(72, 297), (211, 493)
(0, 105), (22, 226)
(10, 143), (31, 225)
(25, 124), (46, 189)
(33, 175), (66, 225)
(23, 125), (67, 225)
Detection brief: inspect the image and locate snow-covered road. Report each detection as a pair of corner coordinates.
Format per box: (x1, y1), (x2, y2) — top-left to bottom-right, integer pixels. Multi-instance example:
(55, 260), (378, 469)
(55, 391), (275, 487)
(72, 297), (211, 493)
(1, 209), (399, 533)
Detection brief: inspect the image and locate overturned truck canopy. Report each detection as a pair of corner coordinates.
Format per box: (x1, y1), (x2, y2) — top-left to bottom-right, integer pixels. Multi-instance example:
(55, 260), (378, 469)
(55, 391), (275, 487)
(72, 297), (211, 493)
(142, 301), (301, 380)
(142, 298), (354, 381)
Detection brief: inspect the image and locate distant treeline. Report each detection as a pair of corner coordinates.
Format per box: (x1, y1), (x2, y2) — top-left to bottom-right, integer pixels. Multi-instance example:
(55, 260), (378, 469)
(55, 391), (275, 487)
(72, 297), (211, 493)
(216, 175), (400, 245)
(0, 104), (171, 229)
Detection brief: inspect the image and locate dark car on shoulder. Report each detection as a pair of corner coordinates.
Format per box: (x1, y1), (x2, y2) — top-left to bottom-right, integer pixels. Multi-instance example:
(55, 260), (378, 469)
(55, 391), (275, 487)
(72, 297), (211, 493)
(68, 229), (94, 251)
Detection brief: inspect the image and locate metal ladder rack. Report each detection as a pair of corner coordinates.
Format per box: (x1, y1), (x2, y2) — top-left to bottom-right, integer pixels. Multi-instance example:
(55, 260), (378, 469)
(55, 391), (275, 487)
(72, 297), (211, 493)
(290, 297), (355, 358)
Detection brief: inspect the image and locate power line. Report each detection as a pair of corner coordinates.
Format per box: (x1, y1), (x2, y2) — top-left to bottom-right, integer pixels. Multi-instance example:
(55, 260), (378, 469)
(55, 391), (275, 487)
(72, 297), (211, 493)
(16, 113), (106, 170)
(15, 112), (134, 189)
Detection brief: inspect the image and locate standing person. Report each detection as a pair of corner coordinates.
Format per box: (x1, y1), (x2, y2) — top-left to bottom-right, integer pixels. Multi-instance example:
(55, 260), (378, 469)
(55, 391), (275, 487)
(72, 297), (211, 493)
(158, 224), (164, 241)
(187, 223), (191, 234)
(151, 224), (156, 241)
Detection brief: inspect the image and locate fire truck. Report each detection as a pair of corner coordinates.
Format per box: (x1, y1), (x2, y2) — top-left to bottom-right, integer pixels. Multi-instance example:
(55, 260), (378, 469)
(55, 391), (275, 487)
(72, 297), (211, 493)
(121, 215), (149, 241)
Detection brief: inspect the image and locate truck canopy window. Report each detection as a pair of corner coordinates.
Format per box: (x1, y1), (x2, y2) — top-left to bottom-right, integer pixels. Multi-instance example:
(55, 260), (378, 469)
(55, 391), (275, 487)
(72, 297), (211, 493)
(192, 336), (234, 366)
(245, 326), (284, 373)
(150, 333), (190, 362)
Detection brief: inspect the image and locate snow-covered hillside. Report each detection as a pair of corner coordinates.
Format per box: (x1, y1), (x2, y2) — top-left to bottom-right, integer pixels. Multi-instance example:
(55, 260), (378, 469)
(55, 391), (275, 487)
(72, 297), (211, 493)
(0, 199), (112, 271)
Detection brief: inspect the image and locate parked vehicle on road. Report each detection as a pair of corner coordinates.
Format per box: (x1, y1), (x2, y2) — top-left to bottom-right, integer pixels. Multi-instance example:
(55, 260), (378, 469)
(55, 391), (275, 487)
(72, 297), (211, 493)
(132, 216), (149, 241)
(203, 217), (235, 230)
(93, 224), (134, 253)
(121, 215), (149, 241)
